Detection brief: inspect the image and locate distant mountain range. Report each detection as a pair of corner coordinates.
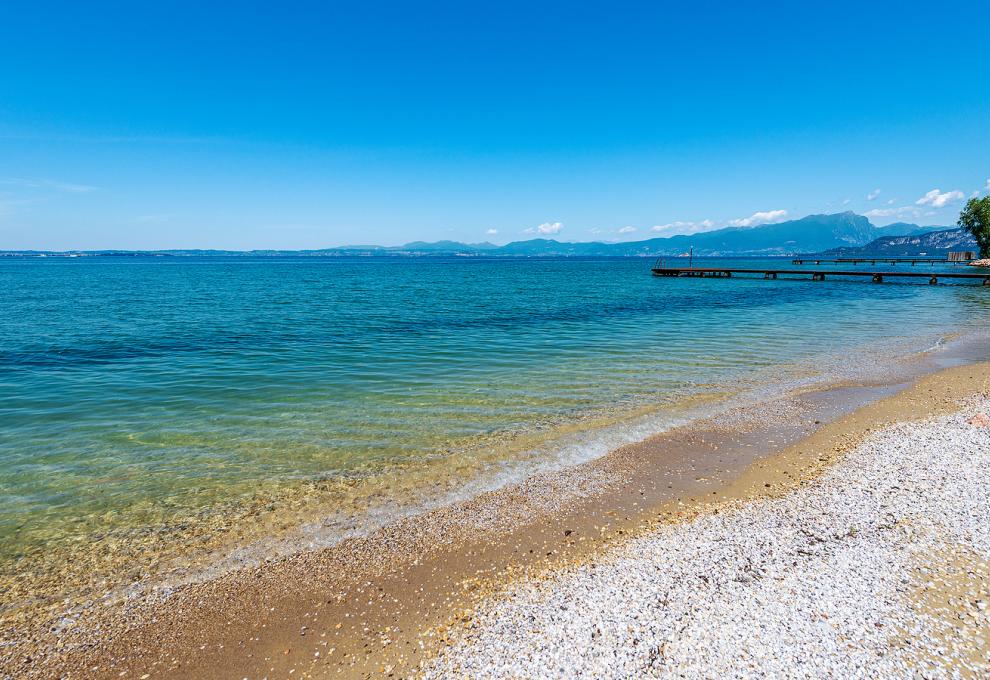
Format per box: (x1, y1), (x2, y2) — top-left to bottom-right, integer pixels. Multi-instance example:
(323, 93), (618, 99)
(820, 227), (978, 257)
(1, 212), (961, 258)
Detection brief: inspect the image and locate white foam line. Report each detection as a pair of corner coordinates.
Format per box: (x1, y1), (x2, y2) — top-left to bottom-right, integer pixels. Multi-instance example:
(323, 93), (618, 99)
(137, 329), (981, 603)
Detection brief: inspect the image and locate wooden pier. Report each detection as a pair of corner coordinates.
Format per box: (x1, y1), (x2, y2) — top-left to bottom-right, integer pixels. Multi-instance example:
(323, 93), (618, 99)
(652, 266), (990, 286)
(791, 257), (972, 266)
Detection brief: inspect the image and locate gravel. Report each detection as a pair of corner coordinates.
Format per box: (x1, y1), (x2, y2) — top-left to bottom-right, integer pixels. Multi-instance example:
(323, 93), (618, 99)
(424, 397), (990, 678)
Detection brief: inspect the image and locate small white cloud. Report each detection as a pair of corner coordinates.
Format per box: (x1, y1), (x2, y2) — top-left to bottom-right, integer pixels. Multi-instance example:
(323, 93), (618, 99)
(985, 179), (990, 192)
(649, 219), (717, 237)
(866, 188), (881, 201)
(842, 198), (851, 206)
(864, 208), (897, 218)
(53, 181), (96, 193)
(915, 188), (964, 208)
(864, 205), (919, 219)
(0, 177), (97, 193)
(485, 228), (498, 235)
(728, 209), (788, 228)
(617, 226), (636, 234)
(524, 221), (563, 235)
(886, 198), (896, 205)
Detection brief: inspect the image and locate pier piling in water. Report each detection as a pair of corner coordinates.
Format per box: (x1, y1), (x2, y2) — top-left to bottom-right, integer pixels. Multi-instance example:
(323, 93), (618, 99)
(791, 257), (974, 266)
(650, 263), (990, 287)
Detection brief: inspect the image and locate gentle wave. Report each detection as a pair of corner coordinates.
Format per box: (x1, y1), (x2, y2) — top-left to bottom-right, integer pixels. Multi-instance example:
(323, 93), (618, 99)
(1, 256), (988, 618)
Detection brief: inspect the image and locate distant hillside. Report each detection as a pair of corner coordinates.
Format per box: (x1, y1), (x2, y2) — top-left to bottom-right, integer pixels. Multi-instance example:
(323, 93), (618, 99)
(1, 212), (953, 258)
(614, 211), (878, 257)
(394, 240), (498, 252)
(873, 222), (951, 238)
(377, 212), (925, 257)
(819, 227), (975, 257)
(344, 212), (936, 257)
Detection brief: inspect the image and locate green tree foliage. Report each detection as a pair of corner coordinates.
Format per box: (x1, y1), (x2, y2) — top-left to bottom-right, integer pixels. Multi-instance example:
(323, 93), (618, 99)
(958, 197), (990, 257)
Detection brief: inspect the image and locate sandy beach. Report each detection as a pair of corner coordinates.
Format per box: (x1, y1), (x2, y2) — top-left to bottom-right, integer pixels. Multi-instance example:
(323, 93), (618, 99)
(1, 347), (987, 679)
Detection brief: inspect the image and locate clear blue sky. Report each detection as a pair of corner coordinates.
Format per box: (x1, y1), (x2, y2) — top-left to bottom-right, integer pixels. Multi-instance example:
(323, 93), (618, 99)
(1, 0), (988, 250)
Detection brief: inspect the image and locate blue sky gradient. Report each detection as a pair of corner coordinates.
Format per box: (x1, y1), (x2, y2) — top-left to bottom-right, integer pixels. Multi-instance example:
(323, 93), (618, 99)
(2, 0), (989, 249)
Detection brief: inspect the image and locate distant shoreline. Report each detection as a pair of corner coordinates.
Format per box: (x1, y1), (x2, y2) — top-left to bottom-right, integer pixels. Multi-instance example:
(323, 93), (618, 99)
(1, 251), (806, 258)
(0, 210), (974, 259)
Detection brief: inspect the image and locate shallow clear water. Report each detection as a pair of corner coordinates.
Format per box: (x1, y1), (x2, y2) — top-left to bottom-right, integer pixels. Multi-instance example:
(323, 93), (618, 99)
(1, 256), (989, 604)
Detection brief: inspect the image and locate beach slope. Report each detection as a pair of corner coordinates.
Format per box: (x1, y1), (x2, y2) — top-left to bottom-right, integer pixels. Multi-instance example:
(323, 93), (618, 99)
(426, 373), (990, 678)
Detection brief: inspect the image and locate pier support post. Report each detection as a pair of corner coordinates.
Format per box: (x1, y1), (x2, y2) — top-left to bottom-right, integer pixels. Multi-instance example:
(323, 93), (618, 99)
(812, 273), (825, 281)
(872, 274), (883, 283)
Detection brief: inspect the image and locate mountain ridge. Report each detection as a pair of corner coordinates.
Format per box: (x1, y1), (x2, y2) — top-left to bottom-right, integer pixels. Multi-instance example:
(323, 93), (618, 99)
(820, 227), (977, 257)
(0, 212), (957, 258)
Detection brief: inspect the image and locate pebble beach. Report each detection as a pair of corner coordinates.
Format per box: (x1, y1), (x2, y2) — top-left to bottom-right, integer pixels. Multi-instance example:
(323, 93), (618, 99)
(425, 397), (990, 678)
(4, 359), (989, 679)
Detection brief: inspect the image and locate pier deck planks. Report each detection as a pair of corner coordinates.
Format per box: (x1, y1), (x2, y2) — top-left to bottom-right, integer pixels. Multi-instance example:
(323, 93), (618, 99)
(651, 267), (990, 285)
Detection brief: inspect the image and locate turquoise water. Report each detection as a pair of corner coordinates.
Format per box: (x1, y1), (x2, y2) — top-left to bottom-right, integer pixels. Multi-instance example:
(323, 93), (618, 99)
(1, 256), (989, 611)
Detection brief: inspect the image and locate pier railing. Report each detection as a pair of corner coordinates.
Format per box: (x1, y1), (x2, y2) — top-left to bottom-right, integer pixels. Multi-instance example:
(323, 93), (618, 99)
(651, 265), (990, 286)
(791, 257), (973, 266)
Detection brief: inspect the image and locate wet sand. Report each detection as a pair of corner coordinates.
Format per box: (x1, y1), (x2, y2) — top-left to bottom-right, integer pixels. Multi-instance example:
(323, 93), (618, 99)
(4, 344), (990, 679)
